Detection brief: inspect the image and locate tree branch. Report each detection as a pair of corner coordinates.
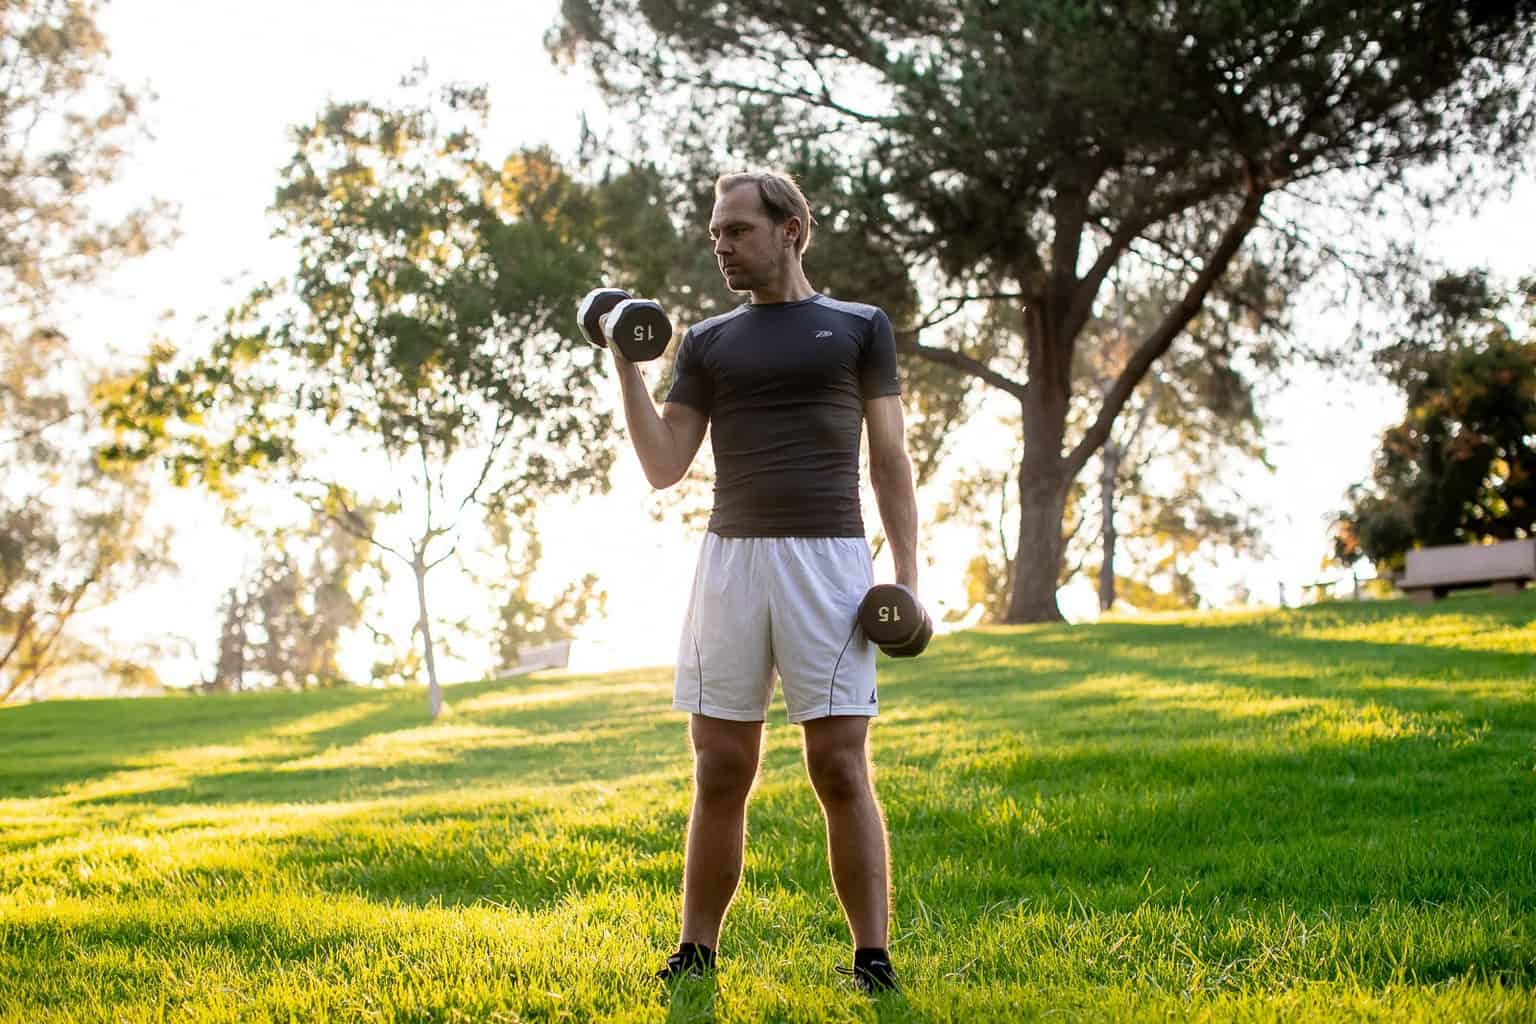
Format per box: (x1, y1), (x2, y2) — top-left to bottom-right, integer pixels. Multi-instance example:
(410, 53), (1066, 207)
(1122, 375), (1161, 453)
(1067, 167), (1245, 343)
(1049, 166), (1095, 327)
(0, 408), (84, 448)
(0, 605), (35, 689)
(910, 401), (969, 491)
(1066, 189), (1268, 477)
(456, 409), (513, 517)
(896, 329), (1029, 402)
(8, 574), (94, 699)
(312, 482), (410, 565)
(419, 433), (435, 535)
(1118, 226), (1294, 348)
(426, 542), (459, 572)
(903, 292), (1026, 334)
(704, 75), (885, 125)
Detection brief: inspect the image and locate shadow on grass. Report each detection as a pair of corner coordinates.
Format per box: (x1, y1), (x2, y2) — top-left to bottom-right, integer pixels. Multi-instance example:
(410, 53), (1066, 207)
(870, 990), (931, 1024)
(663, 978), (718, 1024)
(0, 687), (417, 799)
(6, 593), (1526, 803)
(3, 670), (680, 806)
(73, 702), (686, 809)
(893, 603), (1535, 731)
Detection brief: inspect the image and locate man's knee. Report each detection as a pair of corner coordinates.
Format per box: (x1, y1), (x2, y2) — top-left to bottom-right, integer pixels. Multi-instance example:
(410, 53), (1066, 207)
(693, 745), (757, 804)
(806, 745), (870, 806)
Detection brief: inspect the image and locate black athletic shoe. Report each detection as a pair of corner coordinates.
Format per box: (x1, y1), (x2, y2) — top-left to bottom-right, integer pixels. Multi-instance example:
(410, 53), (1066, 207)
(838, 951), (899, 993)
(655, 943), (716, 983)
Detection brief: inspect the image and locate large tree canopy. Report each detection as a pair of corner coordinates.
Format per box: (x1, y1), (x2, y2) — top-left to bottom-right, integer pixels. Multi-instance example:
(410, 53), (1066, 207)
(554, 0), (1536, 620)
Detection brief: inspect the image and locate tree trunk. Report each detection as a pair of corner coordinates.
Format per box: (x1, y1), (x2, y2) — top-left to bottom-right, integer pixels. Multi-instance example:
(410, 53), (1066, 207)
(1099, 441), (1121, 613)
(413, 550), (443, 719)
(0, 606), (36, 702)
(1006, 432), (1070, 623)
(214, 587), (247, 693)
(1005, 307), (1073, 624)
(1006, 470), (1069, 622)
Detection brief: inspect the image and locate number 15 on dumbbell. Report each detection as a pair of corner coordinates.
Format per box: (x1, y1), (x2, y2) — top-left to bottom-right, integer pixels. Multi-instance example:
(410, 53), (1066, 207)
(577, 287), (672, 363)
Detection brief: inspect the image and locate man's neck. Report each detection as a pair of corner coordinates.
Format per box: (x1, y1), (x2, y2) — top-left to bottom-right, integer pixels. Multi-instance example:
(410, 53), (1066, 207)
(749, 268), (815, 305)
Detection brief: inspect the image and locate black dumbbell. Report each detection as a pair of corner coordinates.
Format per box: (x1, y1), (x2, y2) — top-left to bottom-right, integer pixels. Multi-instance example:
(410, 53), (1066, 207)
(857, 583), (933, 658)
(576, 287), (671, 362)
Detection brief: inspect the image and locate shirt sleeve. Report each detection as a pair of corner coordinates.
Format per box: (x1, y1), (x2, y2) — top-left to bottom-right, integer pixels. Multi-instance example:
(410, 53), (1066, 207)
(858, 308), (902, 400)
(663, 327), (713, 414)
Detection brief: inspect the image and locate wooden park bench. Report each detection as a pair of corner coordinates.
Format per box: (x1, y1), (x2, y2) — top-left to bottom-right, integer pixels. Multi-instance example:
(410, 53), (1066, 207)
(499, 639), (573, 676)
(1396, 539), (1536, 602)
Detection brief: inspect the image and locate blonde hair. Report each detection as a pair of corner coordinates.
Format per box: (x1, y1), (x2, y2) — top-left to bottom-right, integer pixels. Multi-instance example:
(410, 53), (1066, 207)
(715, 170), (815, 254)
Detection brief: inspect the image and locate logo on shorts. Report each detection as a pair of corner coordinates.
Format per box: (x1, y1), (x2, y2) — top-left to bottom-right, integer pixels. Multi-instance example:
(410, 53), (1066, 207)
(868, 688), (878, 704)
(814, 329), (833, 338)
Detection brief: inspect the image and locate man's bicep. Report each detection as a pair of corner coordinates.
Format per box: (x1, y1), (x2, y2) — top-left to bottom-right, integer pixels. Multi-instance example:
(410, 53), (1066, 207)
(662, 401), (709, 469)
(864, 395), (908, 470)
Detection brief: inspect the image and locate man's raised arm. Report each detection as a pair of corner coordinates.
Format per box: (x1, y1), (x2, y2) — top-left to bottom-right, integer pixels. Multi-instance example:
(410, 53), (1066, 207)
(611, 347), (707, 490)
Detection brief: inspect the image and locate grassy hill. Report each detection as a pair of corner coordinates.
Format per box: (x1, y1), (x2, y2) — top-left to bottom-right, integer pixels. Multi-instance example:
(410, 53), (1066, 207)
(1, 594), (1533, 1022)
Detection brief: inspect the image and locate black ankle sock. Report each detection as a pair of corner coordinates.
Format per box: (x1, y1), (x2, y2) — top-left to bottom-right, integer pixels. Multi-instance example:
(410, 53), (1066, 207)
(677, 942), (716, 967)
(854, 946), (891, 967)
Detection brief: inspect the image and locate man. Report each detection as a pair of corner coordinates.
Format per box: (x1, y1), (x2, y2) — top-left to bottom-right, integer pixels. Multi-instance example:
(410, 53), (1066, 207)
(604, 170), (919, 993)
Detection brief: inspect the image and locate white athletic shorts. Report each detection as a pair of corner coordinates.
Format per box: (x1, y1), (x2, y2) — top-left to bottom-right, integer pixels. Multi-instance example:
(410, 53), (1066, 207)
(673, 532), (879, 723)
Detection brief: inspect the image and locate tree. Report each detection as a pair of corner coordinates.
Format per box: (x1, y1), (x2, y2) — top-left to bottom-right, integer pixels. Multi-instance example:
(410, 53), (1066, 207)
(1335, 271), (1536, 570)
(208, 509), (378, 692)
(937, 276), (1273, 620)
(101, 76), (614, 717)
(1, 1), (174, 701)
(474, 516), (605, 673)
(1, 329), (172, 702)
(939, 353), (1267, 622)
(1077, 281), (1270, 611)
(1, 0), (171, 310)
(552, 0), (1536, 620)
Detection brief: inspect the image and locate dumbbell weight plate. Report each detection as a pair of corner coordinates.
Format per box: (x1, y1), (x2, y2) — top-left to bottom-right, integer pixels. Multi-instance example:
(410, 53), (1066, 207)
(577, 287), (631, 348)
(858, 584), (924, 649)
(608, 299), (672, 362)
(881, 606), (932, 658)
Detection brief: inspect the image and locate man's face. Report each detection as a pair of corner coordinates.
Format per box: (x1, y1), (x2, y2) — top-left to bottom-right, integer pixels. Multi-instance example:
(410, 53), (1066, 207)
(708, 184), (795, 293)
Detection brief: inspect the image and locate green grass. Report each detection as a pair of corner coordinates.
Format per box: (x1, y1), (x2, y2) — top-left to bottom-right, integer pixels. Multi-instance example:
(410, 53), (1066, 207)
(2, 593), (1534, 1022)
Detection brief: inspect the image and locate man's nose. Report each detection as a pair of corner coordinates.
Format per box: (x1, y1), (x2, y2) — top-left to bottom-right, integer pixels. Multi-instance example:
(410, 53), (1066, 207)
(713, 236), (730, 256)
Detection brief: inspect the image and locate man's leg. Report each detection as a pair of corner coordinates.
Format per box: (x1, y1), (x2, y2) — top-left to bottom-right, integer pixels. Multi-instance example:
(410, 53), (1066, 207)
(679, 713), (765, 949)
(802, 715), (889, 949)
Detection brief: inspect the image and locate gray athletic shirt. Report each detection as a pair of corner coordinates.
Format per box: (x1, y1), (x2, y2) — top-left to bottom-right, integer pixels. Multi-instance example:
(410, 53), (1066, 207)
(664, 293), (902, 538)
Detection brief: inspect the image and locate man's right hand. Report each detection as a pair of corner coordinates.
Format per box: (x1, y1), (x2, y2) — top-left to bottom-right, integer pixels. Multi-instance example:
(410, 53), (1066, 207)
(577, 287), (670, 363)
(602, 315), (635, 370)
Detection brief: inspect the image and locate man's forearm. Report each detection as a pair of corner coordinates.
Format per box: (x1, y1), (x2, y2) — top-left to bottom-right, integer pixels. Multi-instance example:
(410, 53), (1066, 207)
(613, 357), (680, 488)
(871, 459), (920, 589)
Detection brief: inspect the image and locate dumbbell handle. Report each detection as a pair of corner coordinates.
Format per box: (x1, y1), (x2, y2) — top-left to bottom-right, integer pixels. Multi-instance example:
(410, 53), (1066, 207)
(597, 310), (619, 339)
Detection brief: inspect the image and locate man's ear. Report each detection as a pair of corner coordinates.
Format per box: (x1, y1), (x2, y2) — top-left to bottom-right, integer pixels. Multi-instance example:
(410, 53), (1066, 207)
(783, 216), (802, 251)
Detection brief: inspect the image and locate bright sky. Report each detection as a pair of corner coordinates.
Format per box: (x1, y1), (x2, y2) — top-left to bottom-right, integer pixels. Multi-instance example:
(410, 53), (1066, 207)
(60, 0), (1536, 687)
